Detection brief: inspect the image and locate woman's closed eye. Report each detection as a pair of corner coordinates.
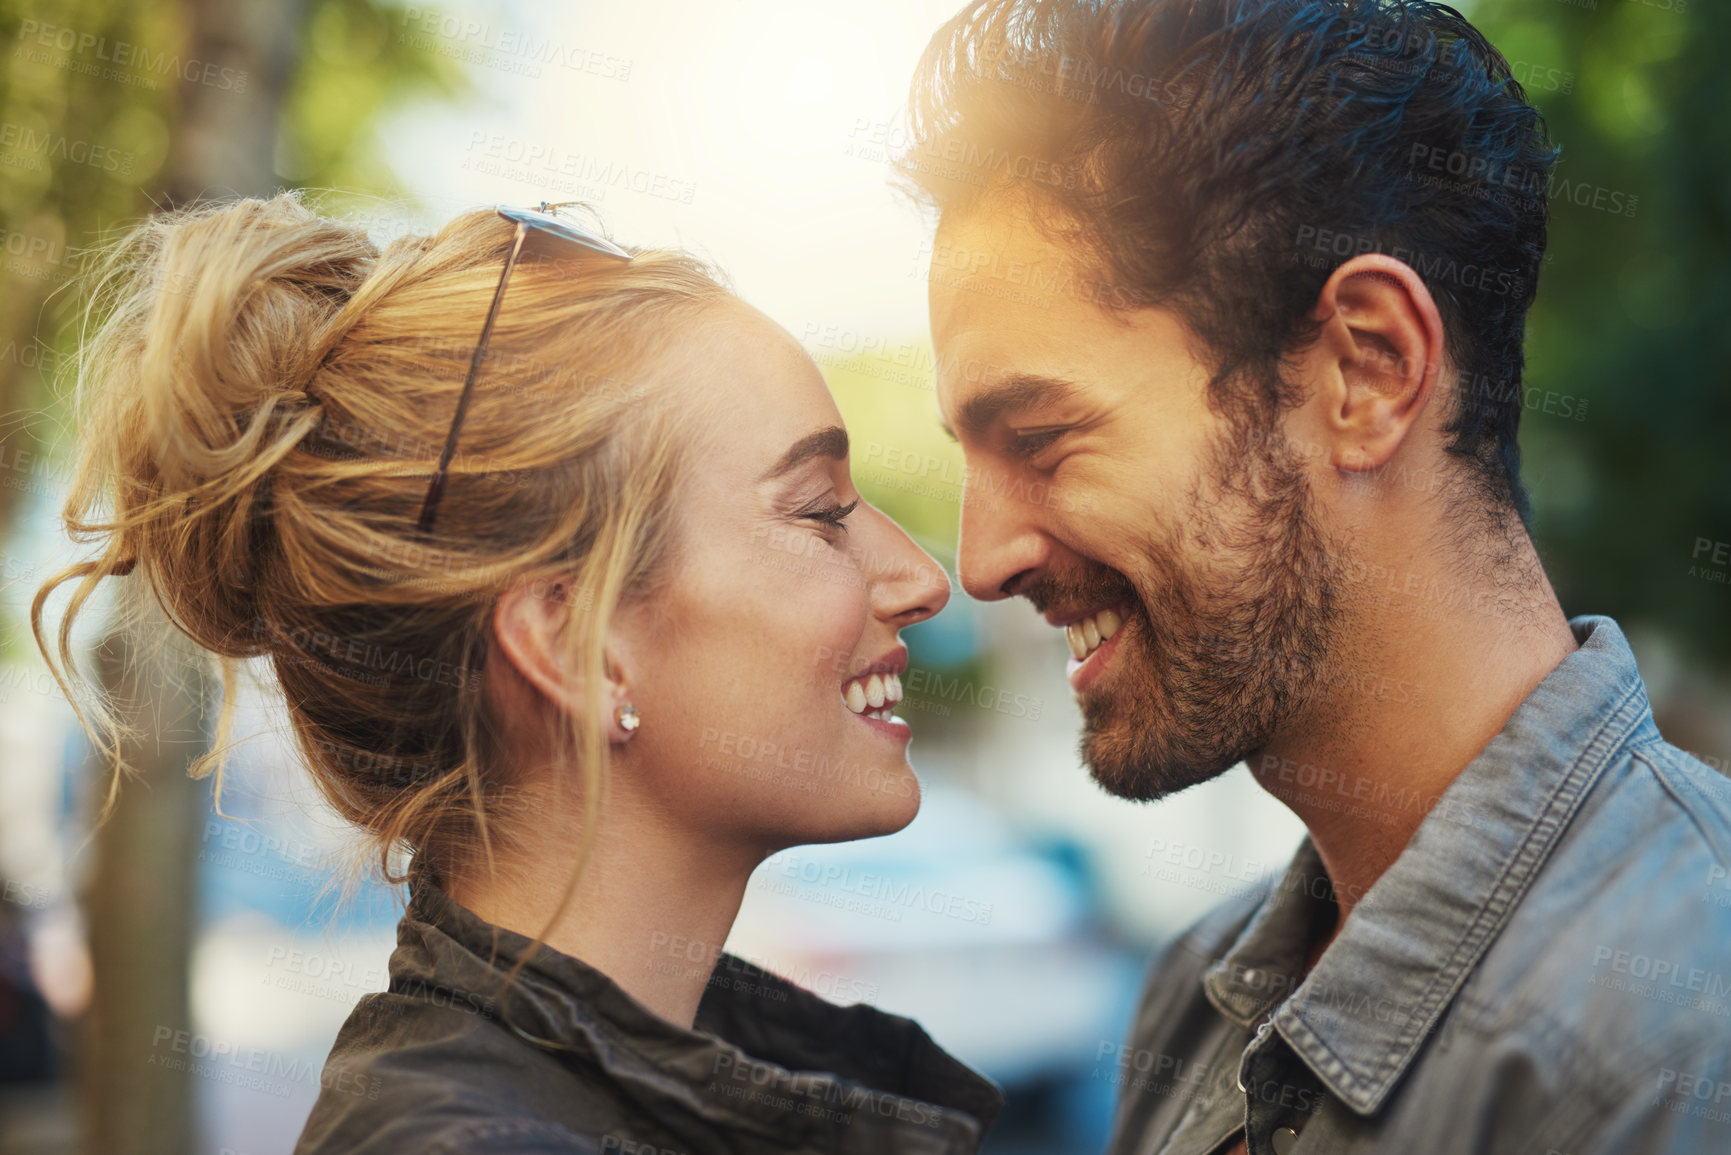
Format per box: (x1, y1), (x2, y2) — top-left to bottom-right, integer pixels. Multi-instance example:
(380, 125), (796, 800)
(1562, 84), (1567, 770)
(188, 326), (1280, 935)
(798, 497), (859, 535)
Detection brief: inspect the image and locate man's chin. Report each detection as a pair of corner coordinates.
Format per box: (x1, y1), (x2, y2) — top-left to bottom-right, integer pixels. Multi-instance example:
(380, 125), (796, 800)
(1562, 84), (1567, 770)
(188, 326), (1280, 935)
(1079, 723), (1242, 803)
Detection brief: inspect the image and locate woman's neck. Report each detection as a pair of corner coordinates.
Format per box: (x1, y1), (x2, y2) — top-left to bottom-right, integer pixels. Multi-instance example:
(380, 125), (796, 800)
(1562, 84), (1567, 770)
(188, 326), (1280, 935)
(446, 812), (765, 1029)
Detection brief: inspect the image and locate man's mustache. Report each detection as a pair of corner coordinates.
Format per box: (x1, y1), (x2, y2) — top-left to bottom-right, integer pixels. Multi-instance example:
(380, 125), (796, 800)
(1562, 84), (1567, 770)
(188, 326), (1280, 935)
(1021, 564), (1141, 619)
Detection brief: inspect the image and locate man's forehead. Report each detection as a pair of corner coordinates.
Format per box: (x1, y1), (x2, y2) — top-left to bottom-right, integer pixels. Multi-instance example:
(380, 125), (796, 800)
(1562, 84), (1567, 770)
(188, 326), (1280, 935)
(935, 184), (1064, 245)
(929, 198), (1089, 323)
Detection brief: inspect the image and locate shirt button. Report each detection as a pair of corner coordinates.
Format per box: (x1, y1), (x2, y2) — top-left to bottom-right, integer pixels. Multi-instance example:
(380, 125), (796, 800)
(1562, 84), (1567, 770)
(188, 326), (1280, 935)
(1272, 1125), (1300, 1154)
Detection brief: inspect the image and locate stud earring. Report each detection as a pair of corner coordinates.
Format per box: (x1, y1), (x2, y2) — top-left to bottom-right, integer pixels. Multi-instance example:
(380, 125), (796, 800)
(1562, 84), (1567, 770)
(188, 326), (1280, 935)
(615, 703), (641, 735)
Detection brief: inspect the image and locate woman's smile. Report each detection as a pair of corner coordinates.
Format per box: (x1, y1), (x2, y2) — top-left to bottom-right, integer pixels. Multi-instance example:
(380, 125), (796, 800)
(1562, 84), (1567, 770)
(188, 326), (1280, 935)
(839, 646), (911, 737)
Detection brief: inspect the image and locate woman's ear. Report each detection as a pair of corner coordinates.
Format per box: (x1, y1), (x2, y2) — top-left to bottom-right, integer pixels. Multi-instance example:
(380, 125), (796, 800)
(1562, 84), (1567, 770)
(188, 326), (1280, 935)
(493, 578), (577, 714)
(493, 576), (642, 745)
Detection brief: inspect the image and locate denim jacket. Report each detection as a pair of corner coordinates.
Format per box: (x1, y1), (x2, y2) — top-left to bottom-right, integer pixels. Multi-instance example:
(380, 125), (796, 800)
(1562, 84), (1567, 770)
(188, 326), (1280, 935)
(1105, 615), (1731, 1155)
(293, 880), (1003, 1154)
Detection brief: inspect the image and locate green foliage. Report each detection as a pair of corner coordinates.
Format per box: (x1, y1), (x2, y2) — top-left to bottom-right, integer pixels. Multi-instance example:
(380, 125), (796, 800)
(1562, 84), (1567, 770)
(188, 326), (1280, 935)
(822, 350), (967, 557)
(1470, 0), (1731, 664)
(280, 0), (465, 200)
(0, 0), (464, 661)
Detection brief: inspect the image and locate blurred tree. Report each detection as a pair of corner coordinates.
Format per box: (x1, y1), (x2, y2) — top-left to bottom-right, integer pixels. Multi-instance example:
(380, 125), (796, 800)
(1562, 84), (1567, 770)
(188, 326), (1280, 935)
(0, 0), (460, 1151)
(1470, 0), (1731, 671)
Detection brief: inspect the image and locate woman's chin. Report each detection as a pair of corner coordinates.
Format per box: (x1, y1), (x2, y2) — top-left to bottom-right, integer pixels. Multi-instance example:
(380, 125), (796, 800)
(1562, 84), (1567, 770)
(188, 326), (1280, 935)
(795, 766), (922, 845)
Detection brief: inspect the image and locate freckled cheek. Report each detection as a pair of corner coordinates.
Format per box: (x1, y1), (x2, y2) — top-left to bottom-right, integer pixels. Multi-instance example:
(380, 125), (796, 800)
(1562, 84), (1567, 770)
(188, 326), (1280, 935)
(785, 576), (873, 699)
(704, 583), (836, 707)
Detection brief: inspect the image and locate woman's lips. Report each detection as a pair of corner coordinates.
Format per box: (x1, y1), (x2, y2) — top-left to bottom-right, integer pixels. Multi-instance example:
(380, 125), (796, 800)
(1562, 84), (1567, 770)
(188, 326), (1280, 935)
(841, 666), (910, 740)
(853, 711), (912, 741)
(842, 669), (903, 720)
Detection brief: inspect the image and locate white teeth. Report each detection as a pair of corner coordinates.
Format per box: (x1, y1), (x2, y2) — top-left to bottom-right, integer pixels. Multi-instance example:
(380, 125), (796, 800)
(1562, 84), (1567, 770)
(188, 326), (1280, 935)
(1064, 606), (1126, 663)
(842, 670), (903, 715)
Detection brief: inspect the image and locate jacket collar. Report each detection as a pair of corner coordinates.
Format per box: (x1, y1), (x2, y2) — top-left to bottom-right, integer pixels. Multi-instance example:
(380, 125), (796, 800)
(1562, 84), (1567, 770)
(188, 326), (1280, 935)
(1202, 615), (1657, 1114)
(394, 878), (1004, 1150)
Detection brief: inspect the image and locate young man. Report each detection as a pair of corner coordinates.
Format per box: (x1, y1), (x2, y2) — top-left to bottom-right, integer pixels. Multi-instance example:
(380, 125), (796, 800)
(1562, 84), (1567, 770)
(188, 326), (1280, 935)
(898, 1), (1731, 1152)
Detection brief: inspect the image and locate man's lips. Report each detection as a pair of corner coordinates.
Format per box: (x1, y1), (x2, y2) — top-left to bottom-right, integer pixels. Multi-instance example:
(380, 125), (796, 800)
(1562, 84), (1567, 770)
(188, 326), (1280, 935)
(1041, 603), (1124, 629)
(1054, 604), (1128, 661)
(1067, 607), (1131, 693)
(1027, 570), (1143, 691)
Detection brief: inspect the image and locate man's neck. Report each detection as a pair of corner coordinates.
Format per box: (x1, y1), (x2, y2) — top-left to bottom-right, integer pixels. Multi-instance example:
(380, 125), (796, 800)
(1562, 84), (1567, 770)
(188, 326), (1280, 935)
(1252, 532), (1579, 931)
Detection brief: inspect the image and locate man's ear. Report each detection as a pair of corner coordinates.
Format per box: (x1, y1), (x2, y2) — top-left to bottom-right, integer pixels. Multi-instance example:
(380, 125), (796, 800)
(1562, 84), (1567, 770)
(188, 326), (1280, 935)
(1302, 254), (1447, 473)
(492, 578), (640, 744)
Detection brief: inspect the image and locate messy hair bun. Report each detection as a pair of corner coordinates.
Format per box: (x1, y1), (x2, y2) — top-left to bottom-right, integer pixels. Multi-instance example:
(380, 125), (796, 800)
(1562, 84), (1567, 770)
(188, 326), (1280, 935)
(77, 194), (374, 647)
(32, 190), (730, 885)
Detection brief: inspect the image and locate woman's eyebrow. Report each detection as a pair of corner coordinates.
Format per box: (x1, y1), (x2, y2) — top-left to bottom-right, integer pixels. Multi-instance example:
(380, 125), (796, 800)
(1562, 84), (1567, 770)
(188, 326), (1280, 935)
(758, 425), (849, 482)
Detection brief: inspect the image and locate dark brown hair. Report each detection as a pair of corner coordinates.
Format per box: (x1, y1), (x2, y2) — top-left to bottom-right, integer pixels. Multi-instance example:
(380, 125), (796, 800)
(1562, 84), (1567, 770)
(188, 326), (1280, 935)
(897, 0), (1558, 521)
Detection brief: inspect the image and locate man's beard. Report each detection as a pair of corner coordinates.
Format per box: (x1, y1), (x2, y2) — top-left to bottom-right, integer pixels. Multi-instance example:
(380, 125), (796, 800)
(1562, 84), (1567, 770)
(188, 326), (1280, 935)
(1028, 416), (1341, 802)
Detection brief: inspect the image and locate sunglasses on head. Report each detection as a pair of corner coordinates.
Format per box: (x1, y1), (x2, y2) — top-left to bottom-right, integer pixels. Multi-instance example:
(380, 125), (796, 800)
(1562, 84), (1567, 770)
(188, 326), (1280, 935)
(415, 202), (633, 536)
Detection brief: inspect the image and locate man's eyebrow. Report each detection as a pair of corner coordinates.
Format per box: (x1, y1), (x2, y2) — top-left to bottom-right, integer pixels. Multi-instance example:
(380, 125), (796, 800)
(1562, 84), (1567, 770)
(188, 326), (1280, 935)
(759, 425), (849, 481)
(954, 373), (1079, 439)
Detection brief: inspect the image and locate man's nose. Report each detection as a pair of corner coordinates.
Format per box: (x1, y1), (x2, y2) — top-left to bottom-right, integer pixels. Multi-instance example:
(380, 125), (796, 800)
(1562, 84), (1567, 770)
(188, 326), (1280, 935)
(957, 478), (1047, 601)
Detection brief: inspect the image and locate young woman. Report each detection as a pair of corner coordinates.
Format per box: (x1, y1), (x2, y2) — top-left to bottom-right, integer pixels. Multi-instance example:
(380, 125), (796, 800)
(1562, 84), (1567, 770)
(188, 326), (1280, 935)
(33, 193), (1002, 1152)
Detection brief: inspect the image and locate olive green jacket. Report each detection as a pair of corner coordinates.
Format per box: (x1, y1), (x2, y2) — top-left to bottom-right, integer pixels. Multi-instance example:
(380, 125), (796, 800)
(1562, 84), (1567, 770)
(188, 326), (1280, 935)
(293, 880), (1003, 1154)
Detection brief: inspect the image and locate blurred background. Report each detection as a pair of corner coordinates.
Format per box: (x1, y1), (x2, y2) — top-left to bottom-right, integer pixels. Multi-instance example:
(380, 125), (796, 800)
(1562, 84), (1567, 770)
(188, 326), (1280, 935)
(0, 0), (1727, 1152)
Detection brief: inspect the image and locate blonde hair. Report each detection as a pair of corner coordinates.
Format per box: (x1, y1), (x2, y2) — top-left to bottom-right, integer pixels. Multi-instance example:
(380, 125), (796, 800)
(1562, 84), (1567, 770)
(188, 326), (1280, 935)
(31, 190), (731, 900)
